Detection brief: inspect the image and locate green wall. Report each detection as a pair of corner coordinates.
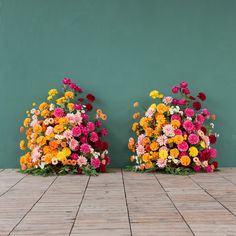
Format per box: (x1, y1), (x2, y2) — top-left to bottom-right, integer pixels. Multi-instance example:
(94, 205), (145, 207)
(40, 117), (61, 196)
(0, 0), (236, 168)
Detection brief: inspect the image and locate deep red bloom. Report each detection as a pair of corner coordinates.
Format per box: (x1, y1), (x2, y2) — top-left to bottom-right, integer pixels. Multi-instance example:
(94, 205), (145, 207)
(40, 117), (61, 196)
(182, 88), (190, 95)
(201, 126), (207, 135)
(211, 161), (218, 169)
(193, 101), (202, 110)
(100, 164), (106, 173)
(85, 103), (93, 111)
(86, 94), (95, 102)
(197, 92), (206, 101)
(200, 149), (211, 161)
(189, 96), (196, 100)
(78, 98), (84, 102)
(95, 140), (108, 150)
(74, 86), (83, 92)
(209, 135), (217, 144)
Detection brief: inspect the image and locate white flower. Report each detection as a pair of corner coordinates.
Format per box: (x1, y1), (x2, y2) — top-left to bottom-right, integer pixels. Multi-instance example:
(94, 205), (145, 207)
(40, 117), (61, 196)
(30, 108), (36, 114)
(186, 117), (192, 121)
(49, 103), (55, 111)
(55, 135), (65, 140)
(215, 133), (220, 138)
(210, 123), (214, 128)
(39, 162), (45, 169)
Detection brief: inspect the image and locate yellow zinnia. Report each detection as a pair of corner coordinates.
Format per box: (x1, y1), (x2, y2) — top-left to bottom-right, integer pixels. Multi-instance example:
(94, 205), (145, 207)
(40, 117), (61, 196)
(132, 122), (139, 131)
(48, 89), (58, 96)
(189, 146), (198, 157)
(159, 150), (168, 159)
(156, 103), (167, 114)
(149, 90), (159, 99)
(61, 147), (71, 157)
(65, 91), (74, 99)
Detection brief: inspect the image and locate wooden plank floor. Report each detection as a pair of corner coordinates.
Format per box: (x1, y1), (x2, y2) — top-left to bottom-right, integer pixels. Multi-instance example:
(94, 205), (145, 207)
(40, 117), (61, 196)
(0, 168), (236, 236)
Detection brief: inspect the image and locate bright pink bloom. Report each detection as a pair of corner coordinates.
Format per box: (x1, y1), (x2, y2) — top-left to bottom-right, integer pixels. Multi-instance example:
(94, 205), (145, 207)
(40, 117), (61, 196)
(71, 153), (79, 160)
(184, 108), (194, 117)
(178, 99), (187, 105)
(54, 108), (65, 118)
(157, 135), (168, 146)
(163, 96), (173, 104)
(180, 81), (188, 88)
(74, 104), (82, 110)
(183, 120), (195, 133)
(172, 98), (178, 105)
(209, 148), (217, 158)
(74, 86), (83, 92)
(81, 126), (89, 136)
(87, 122), (95, 132)
(171, 114), (181, 121)
(90, 132), (99, 142)
(72, 126), (81, 137)
(194, 166), (201, 172)
(95, 120), (101, 127)
(202, 108), (210, 119)
(81, 113), (88, 120)
(205, 165), (212, 173)
(80, 143), (91, 154)
(177, 141), (189, 152)
(174, 129), (183, 135)
(62, 78), (71, 84)
(69, 138), (79, 151)
(101, 128), (107, 136)
(80, 136), (87, 143)
(91, 158), (101, 168)
(188, 134), (199, 145)
(69, 83), (77, 89)
(172, 86), (180, 93)
(197, 114), (205, 124)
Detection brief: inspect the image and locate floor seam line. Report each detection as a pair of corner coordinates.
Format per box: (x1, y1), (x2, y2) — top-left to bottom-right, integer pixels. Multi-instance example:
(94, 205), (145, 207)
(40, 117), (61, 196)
(216, 172), (236, 186)
(188, 175), (236, 218)
(0, 174), (27, 198)
(154, 174), (195, 236)
(69, 176), (90, 236)
(8, 176), (58, 236)
(121, 168), (133, 236)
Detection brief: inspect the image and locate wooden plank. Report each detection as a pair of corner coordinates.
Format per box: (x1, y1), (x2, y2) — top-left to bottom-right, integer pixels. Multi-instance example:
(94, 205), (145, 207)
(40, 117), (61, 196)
(9, 175), (89, 236)
(0, 175), (57, 236)
(124, 171), (193, 236)
(70, 169), (131, 236)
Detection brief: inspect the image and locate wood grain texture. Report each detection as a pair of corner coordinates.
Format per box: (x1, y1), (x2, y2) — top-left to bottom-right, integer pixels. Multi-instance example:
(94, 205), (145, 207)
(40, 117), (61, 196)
(0, 168), (236, 236)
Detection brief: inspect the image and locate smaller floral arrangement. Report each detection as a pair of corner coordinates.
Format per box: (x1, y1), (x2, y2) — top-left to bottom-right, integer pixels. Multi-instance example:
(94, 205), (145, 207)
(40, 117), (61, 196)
(19, 78), (109, 176)
(128, 82), (219, 175)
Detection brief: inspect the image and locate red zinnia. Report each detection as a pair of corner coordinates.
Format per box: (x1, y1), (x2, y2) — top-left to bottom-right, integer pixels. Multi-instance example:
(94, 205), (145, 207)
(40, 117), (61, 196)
(78, 98), (84, 102)
(197, 92), (206, 101)
(211, 161), (218, 169)
(209, 135), (217, 144)
(193, 101), (202, 110)
(201, 126), (207, 135)
(86, 93), (95, 102)
(85, 103), (93, 111)
(189, 96), (196, 100)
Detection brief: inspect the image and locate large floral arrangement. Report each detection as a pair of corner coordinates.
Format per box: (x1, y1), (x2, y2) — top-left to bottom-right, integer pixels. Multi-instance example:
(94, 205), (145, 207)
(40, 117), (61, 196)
(128, 82), (219, 174)
(19, 78), (109, 176)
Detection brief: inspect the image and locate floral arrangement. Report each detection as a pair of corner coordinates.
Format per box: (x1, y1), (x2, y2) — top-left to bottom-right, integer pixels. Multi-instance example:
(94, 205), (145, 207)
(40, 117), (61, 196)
(128, 82), (219, 174)
(19, 78), (109, 176)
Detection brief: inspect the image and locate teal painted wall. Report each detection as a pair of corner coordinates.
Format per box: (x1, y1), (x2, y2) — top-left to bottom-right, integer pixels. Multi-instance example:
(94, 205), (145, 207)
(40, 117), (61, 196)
(0, 0), (236, 168)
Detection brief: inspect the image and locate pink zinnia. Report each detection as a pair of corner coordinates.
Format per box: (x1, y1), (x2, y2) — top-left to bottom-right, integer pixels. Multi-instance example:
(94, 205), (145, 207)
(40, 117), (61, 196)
(177, 141), (189, 152)
(90, 132), (99, 142)
(174, 129), (182, 135)
(188, 134), (199, 145)
(137, 134), (146, 145)
(202, 108), (210, 119)
(66, 113), (82, 125)
(101, 128), (107, 136)
(205, 165), (212, 173)
(54, 108), (64, 118)
(69, 138), (79, 151)
(95, 120), (101, 127)
(72, 126), (81, 137)
(74, 104), (82, 110)
(136, 145), (145, 156)
(81, 113), (89, 120)
(183, 120), (195, 133)
(162, 124), (175, 137)
(163, 96), (173, 104)
(184, 108), (194, 117)
(171, 114), (181, 121)
(157, 158), (167, 168)
(87, 122), (95, 132)
(80, 143), (91, 154)
(157, 135), (168, 146)
(81, 126), (89, 136)
(209, 148), (217, 158)
(62, 78), (71, 84)
(80, 136), (87, 143)
(91, 158), (101, 168)
(172, 86), (180, 94)
(197, 114), (205, 124)
(77, 155), (88, 167)
(180, 81), (188, 88)
(145, 108), (155, 118)
(63, 130), (73, 140)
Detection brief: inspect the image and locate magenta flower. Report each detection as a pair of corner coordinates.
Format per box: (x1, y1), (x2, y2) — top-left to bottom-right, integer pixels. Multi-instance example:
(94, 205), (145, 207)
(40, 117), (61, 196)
(74, 104), (82, 110)
(80, 143), (91, 154)
(95, 120), (101, 127)
(194, 165), (201, 172)
(101, 128), (107, 136)
(91, 158), (101, 169)
(183, 88), (190, 95)
(72, 126), (81, 137)
(90, 132), (99, 142)
(54, 108), (65, 118)
(62, 78), (71, 84)
(71, 153), (79, 160)
(188, 134), (199, 145)
(183, 120), (195, 133)
(80, 136), (87, 143)
(184, 108), (194, 117)
(174, 129), (183, 135)
(197, 114), (205, 124)
(209, 148), (217, 158)
(171, 114), (181, 121)
(205, 165), (212, 173)
(178, 99), (187, 105)
(177, 141), (189, 152)
(87, 122), (95, 132)
(180, 81), (188, 88)
(81, 113), (89, 120)
(202, 108), (210, 119)
(172, 86), (180, 94)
